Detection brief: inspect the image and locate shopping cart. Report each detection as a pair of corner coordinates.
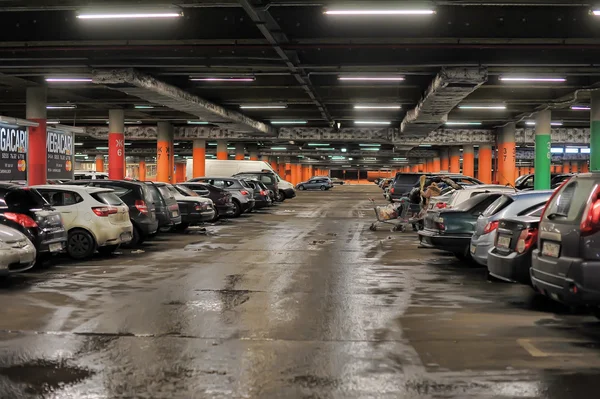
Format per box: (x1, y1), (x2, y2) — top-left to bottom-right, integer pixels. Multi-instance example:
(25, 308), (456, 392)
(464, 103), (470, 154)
(368, 198), (419, 232)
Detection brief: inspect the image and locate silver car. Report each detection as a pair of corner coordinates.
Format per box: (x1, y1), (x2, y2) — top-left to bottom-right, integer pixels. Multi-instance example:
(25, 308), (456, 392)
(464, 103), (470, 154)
(188, 177), (255, 217)
(0, 225), (36, 276)
(470, 190), (553, 266)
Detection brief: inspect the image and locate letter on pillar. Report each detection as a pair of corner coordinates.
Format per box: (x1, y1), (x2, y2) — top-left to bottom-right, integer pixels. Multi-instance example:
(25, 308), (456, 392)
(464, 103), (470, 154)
(478, 144), (492, 184)
(26, 87), (47, 185)
(108, 109), (125, 180)
(534, 111), (552, 190)
(193, 140), (206, 178)
(462, 145), (475, 177)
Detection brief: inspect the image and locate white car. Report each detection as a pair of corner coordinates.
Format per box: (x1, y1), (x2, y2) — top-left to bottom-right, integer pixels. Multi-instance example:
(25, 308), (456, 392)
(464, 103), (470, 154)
(74, 171), (109, 180)
(33, 185), (134, 259)
(0, 224), (36, 276)
(429, 185), (517, 211)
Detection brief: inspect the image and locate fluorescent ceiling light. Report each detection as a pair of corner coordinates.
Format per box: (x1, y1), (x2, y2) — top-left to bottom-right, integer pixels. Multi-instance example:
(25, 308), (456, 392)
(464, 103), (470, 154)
(307, 143), (329, 147)
(227, 147), (235, 150)
(341, 148), (347, 152)
(135, 105), (154, 109)
(459, 105), (506, 110)
(565, 147), (579, 154)
(393, 158), (407, 161)
(362, 147), (380, 151)
(271, 121), (307, 125)
(445, 121), (482, 125)
(96, 146), (109, 150)
(581, 148), (591, 154)
(74, 142), (83, 146)
(47, 121), (60, 124)
(75, 154), (88, 157)
(571, 105), (591, 111)
(240, 105), (287, 109)
(316, 147), (335, 151)
(525, 121), (563, 126)
(354, 105), (401, 110)
(191, 77), (255, 82)
(207, 143), (217, 146)
(419, 144), (432, 147)
(270, 147), (287, 150)
(187, 121), (209, 125)
(124, 120), (142, 125)
(325, 9), (435, 15)
(77, 11), (182, 20)
(46, 105), (76, 110)
(45, 78), (92, 83)
(355, 121), (391, 125)
(551, 147), (564, 154)
(339, 76), (404, 81)
(359, 144), (381, 147)
(500, 77), (566, 82)
(125, 142), (132, 146)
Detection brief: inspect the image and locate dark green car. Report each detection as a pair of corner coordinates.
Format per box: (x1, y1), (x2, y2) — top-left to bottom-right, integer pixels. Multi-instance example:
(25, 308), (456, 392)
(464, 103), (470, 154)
(418, 193), (503, 260)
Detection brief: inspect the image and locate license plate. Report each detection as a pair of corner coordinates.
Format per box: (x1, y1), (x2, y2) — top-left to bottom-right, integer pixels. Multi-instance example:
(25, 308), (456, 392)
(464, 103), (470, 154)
(120, 232), (132, 242)
(542, 241), (561, 258)
(172, 211), (179, 217)
(49, 243), (63, 253)
(497, 235), (511, 249)
(470, 243), (476, 254)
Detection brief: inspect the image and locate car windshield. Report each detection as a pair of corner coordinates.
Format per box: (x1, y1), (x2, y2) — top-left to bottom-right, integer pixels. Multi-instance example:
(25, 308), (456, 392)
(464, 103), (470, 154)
(176, 185), (199, 197)
(453, 193), (489, 211)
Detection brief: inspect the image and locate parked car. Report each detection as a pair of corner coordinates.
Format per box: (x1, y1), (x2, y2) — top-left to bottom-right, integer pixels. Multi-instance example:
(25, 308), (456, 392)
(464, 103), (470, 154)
(514, 173), (573, 191)
(428, 184), (517, 211)
(469, 190), (552, 266)
(145, 182), (182, 231)
(380, 178), (393, 190)
(297, 177), (333, 191)
(530, 174), (600, 311)
(418, 192), (505, 260)
(186, 178), (255, 217)
(232, 171), (280, 202)
(0, 224), (36, 275)
(162, 184), (216, 229)
(244, 180), (273, 209)
(177, 183), (235, 220)
(64, 180), (158, 246)
(0, 184), (67, 260)
(389, 173), (482, 201)
(74, 171), (109, 180)
(487, 209), (544, 285)
(34, 185), (133, 258)
(330, 177), (345, 185)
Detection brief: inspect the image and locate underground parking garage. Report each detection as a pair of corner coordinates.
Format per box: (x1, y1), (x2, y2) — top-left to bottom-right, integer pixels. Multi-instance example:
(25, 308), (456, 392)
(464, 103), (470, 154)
(1, 1), (600, 397)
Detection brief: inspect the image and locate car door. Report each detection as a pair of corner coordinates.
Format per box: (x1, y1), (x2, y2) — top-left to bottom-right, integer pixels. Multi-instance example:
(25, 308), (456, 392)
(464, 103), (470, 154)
(38, 189), (82, 230)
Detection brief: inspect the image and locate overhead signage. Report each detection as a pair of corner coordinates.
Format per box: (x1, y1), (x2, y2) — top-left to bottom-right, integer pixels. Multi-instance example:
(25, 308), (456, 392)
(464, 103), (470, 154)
(0, 124), (27, 181)
(46, 128), (74, 180)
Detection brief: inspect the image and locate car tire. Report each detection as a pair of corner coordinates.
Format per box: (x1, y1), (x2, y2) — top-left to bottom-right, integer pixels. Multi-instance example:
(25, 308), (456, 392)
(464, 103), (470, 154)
(125, 226), (144, 248)
(67, 229), (96, 259)
(232, 200), (242, 217)
(298, 185), (306, 191)
(98, 244), (120, 255)
(320, 185), (327, 191)
(175, 222), (189, 231)
(276, 191), (286, 202)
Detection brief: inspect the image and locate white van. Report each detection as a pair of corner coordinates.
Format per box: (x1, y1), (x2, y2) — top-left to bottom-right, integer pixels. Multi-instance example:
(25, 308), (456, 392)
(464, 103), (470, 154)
(185, 159), (296, 199)
(74, 171), (109, 180)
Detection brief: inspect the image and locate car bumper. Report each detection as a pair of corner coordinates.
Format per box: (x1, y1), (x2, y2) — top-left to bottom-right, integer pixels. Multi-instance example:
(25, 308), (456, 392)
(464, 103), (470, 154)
(283, 188), (296, 198)
(0, 244), (36, 275)
(241, 200), (255, 212)
(37, 228), (67, 254)
(487, 248), (532, 285)
(216, 204), (235, 217)
(135, 218), (159, 237)
(470, 234), (495, 266)
(531, 249), (600, 305)
(183, 209), (216, 224)
(418, 229), (471, 253)
(96, 224), (134, 246)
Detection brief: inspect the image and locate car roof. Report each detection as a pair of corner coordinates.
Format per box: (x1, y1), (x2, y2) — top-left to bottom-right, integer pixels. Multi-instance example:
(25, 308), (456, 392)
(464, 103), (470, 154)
(511, 190), (554, 198)
(461, 184), (513, 190)
(32, 184), (114, 194)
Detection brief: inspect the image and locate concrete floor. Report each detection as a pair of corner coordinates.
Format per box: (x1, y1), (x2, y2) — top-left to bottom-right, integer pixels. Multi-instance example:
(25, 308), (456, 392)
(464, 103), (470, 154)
(0, 185), (599, 398)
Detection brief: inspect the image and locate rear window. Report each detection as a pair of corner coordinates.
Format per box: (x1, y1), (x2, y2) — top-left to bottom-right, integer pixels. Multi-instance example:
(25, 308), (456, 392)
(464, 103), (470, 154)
(5, 189), (47, 211)
(394, 174), (420, 185)
(91, 192), (123, 206)
(482, 195), (514, 217)
(240, 180), (252, 189)
(454, 193), (496, 212)
(175, 185), (198, 197)
(157, 185), (175, 200)
(544, 179), (596, 222)
(147, 186), (164, 204)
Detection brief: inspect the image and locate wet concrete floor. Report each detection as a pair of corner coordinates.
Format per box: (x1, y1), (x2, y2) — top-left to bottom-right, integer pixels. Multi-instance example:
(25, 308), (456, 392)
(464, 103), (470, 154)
(0, 185), (600, 398)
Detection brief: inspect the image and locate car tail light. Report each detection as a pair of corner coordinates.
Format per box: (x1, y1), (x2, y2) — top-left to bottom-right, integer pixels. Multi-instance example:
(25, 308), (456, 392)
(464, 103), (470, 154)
(92, 206), (119, 217)
(580, 185), (600, 236)
(240, 190), (249, 196)
(260, 190), (267, 196)
(483, 221), (499, 235)
(390, 188), (395, 194)
(135, 200), (149, 215)
(516, 228), (538, 254)
(435, 202), (447, 209)
(194, 204), (202, 211)
(434, 217), (445, 231)
(3, 212), (37, 228)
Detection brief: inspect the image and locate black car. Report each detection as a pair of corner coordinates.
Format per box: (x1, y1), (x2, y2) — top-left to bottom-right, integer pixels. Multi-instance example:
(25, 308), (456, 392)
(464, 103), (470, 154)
(389, 173), (482, 201)
(178, 182), (236, 219)
(65, 180), (158, 246)
(487, 211), (543, 285)
(145, 182), (182, 231)
(514, 173), (573, 191)
(0, 184), (67, 258)
(232, 171), (282, 202)
(163, 184), (216, 229)
(245, 179), (273, 209)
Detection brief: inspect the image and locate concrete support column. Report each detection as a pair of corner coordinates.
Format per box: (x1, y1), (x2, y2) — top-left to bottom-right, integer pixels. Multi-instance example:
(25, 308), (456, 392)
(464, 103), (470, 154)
(432, 157), (441, 173)
(582, 161), (590, 173)
(95, 155), (104, 172)
(192, 140), (206, 178)
(497, 123), (516, 186)
(591, 91), (600, 171)
(216, 140), (228, 160)
(462, 145), (475, 177)
(249, 145), (259, 161)
(417, 159), (425, 173)
(175, 162), (186, 183)
(562, 159), (570, 174)
(449, 147), (461, 174)
(534, 111), (552, 190)
(235, 143), (245, 160)
(157, 122), (174, 183)
(295, 163), (303, 184)
(270, 157), (278, 171)
(478, 144), (493, 184)
(411, 164), (418, 173)
(426, 158), (434, 173)
(138, 158), (146, 182)
(26, 87), (47, 185)
(439, 149), (449, 173)
(107, 109), (125, 180)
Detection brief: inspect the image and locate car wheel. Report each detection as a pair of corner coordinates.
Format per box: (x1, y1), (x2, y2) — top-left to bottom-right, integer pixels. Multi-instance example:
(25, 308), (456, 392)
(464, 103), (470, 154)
(67, 229), (96, 259)
(320, 185), (327, 191)
(174, 222), (189, 231)
(125, 226), (144, 248)
(276, 191), (286, 202)
(298, 185), (306, 191)
(98, 244), (120, 255)
(232, 200), (242, 217)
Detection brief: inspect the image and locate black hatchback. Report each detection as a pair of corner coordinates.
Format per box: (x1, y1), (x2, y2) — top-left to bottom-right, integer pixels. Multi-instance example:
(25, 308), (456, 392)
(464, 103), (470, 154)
(145, 182), (182, 231)
(0, 184), (67, 258)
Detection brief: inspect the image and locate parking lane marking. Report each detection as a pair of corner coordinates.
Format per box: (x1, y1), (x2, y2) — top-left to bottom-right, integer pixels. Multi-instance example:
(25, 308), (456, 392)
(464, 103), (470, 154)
(517, 338), (587, 358)
(517, 338), (548, 357)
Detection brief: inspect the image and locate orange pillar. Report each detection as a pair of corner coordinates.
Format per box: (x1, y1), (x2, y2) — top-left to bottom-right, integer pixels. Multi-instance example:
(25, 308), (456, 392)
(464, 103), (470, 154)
(235, 143), (245, 160)
(425, 158), (432, 173)
(296, 164), (303, 184)
(411, 164), (419, 173)
(95, 155), (104, 172)
(432, 157), (441, 173)
(175, 162), (186, 183)
(498, 123), (516, 186)
(139, 159), (146, 182)
(157, 122), (173, 183)
(449, 147), (461, 174)
(563, 160), (570, 174)
(417, 162), (424, 173)
(108, 109), (125, 180)
(582, 161), (589, 173)
(571, 161), (578, 173)
(216, 140), (228, 160)
(192, 140), (206, 178)
(440, 149), (449, 172)
(462, 145), (475, 177)
(478, 144), (492, 184)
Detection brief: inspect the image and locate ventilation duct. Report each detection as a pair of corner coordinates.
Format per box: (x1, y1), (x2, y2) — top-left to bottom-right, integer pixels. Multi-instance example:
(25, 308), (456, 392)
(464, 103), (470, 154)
(92, 69), (275, 135)
(400, 67), (488, 136)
